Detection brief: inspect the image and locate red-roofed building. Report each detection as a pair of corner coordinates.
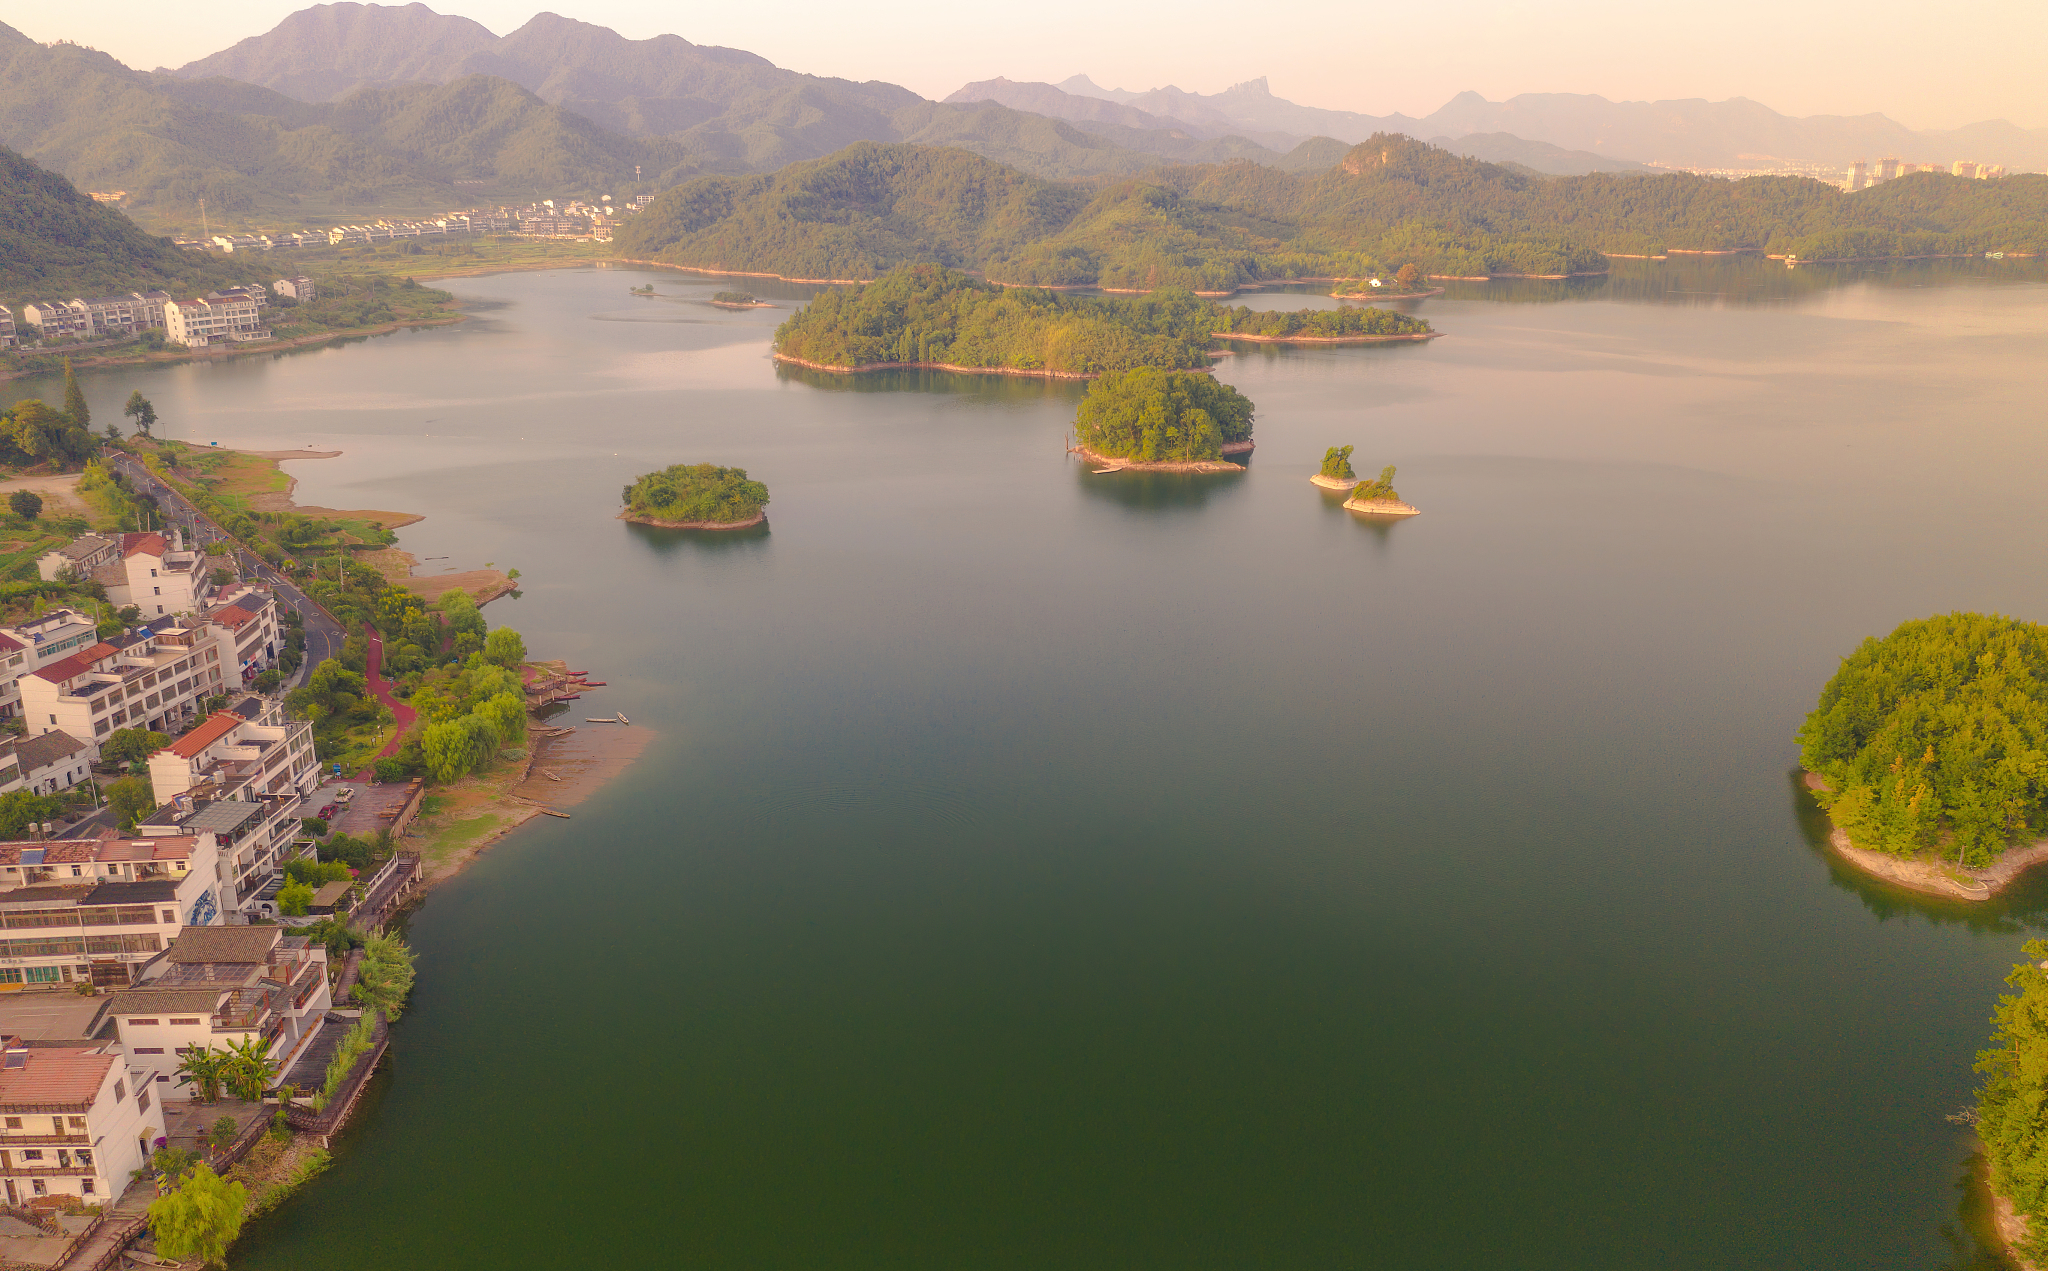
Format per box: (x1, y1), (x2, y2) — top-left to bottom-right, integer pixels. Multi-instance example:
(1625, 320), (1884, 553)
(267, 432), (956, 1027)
(0, 609), (99, 722)
(0, 1037), (163, 1207)
(19, 620), (230, 755)
(145, 702), (317, 917)
(0, 831), (224, 991)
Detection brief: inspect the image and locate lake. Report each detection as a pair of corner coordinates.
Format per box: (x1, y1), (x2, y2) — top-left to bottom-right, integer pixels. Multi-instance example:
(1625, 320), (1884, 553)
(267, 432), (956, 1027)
(12, 256), (2048, 1269)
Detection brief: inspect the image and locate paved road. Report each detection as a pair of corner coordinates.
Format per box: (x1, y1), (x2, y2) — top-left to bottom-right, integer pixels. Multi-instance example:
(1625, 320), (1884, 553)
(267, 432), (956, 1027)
(102, 452), (344, 684)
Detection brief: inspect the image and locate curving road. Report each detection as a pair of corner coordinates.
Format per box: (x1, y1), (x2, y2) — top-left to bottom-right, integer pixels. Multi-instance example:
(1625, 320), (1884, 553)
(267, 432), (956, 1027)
(102, 451), (344, 684)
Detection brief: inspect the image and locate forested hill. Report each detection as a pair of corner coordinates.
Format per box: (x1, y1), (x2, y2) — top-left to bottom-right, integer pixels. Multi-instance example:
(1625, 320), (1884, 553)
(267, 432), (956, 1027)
(0, 146), (253, 298)
(616, 135), (2048, 290)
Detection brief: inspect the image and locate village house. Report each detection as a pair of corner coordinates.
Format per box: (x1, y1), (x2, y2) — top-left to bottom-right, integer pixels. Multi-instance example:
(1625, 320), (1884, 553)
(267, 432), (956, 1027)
(41, 530), (212, 620)
(0, 1037), (162, 1207)
(0, 731), (92, 797)
(164, 291), (268, 348)
(95, 926), (331, 1096)
(19, 622), (231, 753)
(0, 834), (224, 992)
(142, 700), (319, 916)
(271, 277), (316, 302)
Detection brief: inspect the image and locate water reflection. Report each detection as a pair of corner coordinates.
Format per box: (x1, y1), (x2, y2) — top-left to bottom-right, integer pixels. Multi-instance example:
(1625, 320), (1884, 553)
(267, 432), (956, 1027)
(1070, 462), (1249, 513)
(1788, 771), (2048, 934)
(1942, 1152), (2021, 1271)
(773, 363), (1086, 404)
(623, 519), (772, 556)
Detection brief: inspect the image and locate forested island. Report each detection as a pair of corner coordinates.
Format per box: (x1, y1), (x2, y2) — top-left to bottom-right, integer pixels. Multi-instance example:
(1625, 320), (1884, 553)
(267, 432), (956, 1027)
(1214, 304), (1435, 343)
(1313, 445), (1360, 490)
(614, 136), (2048, 292)
(710, 290), (773, 308)
(620, 463), (771, 530)
(1070, 368), (1254, 470)
(1342, 465), (1418, 516)
(773, 265), (1436, 377)
(1798, 613), (2048, 899)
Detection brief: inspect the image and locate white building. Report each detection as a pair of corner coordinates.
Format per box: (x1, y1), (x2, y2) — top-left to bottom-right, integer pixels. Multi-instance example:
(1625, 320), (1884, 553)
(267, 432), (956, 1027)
(0, 834), (224, 991)
(164, 293), (268, 348)
(19, 623), (232, 750)
(142, 701), (319, 915)
(0, 731), (92, 796)
(271, 277), (316, 303)
(97, 926), (332, 1095)
(0, 1038), (161, 1207)
(0, 306), (14, 350)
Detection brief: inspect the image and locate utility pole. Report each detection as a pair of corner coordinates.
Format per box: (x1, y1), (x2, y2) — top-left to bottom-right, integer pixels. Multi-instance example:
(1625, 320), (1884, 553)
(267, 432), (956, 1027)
(200, 197), (209, 242)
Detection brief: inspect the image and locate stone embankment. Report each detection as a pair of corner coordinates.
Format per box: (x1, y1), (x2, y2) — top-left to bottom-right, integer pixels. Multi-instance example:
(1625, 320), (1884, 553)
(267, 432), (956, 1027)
(1070, 440), (1252, 474)
(617, 508), (767, 531)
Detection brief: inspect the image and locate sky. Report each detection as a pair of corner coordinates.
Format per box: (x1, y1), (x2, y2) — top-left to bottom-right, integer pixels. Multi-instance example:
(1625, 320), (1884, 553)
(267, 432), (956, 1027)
(17, 0), (2046, 131)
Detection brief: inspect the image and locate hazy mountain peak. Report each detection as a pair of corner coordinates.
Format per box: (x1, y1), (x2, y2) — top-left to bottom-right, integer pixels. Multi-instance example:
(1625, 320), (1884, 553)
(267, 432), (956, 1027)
(171, 1), (499, 100)
(1222, 77), (1272, 97)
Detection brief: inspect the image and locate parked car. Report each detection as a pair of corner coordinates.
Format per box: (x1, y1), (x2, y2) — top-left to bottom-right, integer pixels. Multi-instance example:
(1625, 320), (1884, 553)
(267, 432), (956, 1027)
(317, 803), (338, 821)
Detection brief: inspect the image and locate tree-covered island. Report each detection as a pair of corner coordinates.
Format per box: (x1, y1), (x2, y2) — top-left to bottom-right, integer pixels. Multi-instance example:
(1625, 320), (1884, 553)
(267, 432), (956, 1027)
(1798, 613), (2048, 897)
(771, 264), (1435, 378)
(1071, 368), (1255, 470)
(1313, 445), (1360, 490)
(1342, 465), (1418, 516)
(620, 463), (771, 530)
(710, 290), (772, 308)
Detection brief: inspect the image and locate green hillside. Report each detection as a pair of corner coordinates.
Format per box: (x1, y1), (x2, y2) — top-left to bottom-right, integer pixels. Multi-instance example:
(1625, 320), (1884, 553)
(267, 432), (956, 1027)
(0, 145), (254, 299)
(620, 134), (2048, 288)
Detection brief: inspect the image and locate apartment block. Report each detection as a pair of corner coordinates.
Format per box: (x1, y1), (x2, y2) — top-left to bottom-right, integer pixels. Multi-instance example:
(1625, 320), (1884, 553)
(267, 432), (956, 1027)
(0, 1037), (162, 1207)
(164, 293), (269, 348)
(271, 276), (316, 303)
(0, 833), (224, 991)
(97, 926), (331, 1091)
(20, 622), (232, 751)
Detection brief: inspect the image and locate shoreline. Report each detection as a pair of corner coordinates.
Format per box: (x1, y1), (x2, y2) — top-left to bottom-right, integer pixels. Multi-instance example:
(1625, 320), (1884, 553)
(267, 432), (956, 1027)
(1343, 495), (1420, 517)
(707, 300), (777, 309)
(1068, 441), (1251, 474)
(617, 508), (767, 531)
(1311, 473), (1361, 491)
(774, 350), (1187, 381)
(1803, 770), (2048, 900)
(0, 314), (465, 383)
(1216, 330), (1441, 346)
(1332, 287), (1446, 300)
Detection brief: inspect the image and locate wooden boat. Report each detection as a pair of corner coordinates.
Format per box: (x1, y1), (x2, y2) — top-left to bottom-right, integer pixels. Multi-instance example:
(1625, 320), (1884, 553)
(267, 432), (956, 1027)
(616, 712), (630, 725)
(581, 681), (607, 686)
(586, 715), (622, 723)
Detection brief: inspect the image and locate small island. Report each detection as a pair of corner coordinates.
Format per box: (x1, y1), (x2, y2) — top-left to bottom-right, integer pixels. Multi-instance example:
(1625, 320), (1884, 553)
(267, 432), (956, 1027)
(1069, 367), (1254, 472)
(710, 290), (774, 309)
(1342, 465), (1418, 516)
(1799, 613), (2048, 901)
(619, 463), (770, 530)
(631, 284), (656, 295)
(1312, 445), (1361, 491)
(1329, 264), (1446, 302)
(1213, 304), (1437, 346)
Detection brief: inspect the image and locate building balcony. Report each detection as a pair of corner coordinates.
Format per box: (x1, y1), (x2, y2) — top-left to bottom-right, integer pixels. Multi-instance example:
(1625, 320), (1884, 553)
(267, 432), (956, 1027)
(1, 1166), (99, 1178)
(0, 1135), (88, 1147)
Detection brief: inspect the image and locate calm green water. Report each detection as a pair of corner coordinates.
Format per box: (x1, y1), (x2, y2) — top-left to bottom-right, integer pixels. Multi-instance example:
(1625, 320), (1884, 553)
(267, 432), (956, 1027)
(14, 257), (2048, 1269)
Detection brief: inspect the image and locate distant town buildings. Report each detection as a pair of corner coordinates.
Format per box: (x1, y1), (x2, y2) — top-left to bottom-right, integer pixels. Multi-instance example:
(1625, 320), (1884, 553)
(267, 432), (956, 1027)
(1843, 156), (2006, 191)
(271, 276), (316, 303)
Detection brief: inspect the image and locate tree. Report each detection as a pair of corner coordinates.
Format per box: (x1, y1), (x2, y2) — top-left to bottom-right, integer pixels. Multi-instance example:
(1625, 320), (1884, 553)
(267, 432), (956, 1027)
(420, 713), (497, 782)
(101, 727), (170, 767)
(1978, 940), (2048, 1260)
(106, 776), (155, 830)
(354, 931), (416, 1020)
(220, 1035), (275, 1102)
(174, 1046), (230, 1103)
(1072, 367), (1255, 463)
(210, 567), (232, 587)
(7, 490), (41, 520)
(1319, 446), (1356, 481)
(0, 790), (64, 837)
(1395, 263), (1423, 287)
(123, 391), (157, 438)
(476, 691), (527, 747)
(61, 358), (89, 433)
(207, 1115), (238, 1156)
(277, 879), (315, 916)
(483, 627), (526, 667)
(1354, 465), (1401, 501)
(146, 1165), (248, 1267)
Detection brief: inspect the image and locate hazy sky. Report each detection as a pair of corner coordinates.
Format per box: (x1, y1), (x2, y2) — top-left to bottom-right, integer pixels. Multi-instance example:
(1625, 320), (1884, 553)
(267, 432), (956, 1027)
(20, 0), (2045, 130)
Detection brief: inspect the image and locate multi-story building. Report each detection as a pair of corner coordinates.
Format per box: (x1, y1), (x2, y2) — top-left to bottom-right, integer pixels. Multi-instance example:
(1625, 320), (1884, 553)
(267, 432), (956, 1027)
(164, 292), (269, 348)
(0, 1037), (162, 1207)
(143, 702), (319, 915)
(20, 622), (232, 751)
(8, 610), (101, 674)
(0, 306), (14, 350)
(42, 531), (216, 620)
(1843, 160), (1868, 191)
(0, 731), (92, 797)
(1952, 160), (1978, 179)
(1877, 157), (1900, 182)
(19, 304), (90, 340)
(205, 587), (283, 685)
(272, 276), (316, 303)
(97, 925), (331, 1090)
(0, 833), (224, 991)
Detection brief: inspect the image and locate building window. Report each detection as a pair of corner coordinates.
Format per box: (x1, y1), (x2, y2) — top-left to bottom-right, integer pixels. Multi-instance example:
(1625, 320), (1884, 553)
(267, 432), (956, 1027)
(20, 1150), (41, 1161)
(80, 1180), (93, 1196)
(68, 1118), (84, 1131)
(161, 910), (174, 923)
(126, 1018), (159, 1026)
(2, 1118), (17, 1129)
(113, 1081), (124, 1101)
(30, 1180), (44, 1197)
(131, 1047), (164, 1055)
(24, 966), (59, 984)
(137, 1089), (149, 1113)
(168, 1017), (198, 1026)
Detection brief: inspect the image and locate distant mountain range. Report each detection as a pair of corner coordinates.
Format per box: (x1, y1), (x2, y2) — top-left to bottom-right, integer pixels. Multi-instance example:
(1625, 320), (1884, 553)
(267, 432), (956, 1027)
(995, 76), (2048, 173)
(4, 0), (2043, 233)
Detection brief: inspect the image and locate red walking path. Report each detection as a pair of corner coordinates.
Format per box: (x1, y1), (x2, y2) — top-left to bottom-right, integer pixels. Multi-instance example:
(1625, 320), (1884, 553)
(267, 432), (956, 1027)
(365, 628), (415, 760)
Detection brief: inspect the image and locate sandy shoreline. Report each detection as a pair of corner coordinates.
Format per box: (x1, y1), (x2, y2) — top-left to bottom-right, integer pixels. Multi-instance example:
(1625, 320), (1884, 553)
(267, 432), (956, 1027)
(0, 315), (465, 383)
(1069, 441), (1251, 474)
(1343, 495), (1420, 516)
(1804, 770), (2048, 900)
(1311, 473), (1361, 491)
(1216, 330), (1441, 346)
(617, 508), (767, 531)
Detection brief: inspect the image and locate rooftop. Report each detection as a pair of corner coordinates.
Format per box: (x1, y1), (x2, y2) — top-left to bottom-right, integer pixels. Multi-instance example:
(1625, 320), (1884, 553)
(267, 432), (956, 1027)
(210, 605), (256, 631)
(165, 712), (244, 760)
(9, 731), (87, 770)
(0, 994), (113, 1044)
(177, 801), (263, 834)
(100, 987), (226, 1016)
(165, 925), (279, 965)
(0, 1046), (114, 1110)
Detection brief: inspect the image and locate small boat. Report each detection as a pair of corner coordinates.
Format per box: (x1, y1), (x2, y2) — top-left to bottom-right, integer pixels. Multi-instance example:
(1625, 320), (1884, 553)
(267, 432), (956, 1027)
(559, 694), (580, 701)
(586, 716), (621, 723)
(580, 681), (607, 686)
(540, 809), (571, 819)
(616, 712), (630, 725)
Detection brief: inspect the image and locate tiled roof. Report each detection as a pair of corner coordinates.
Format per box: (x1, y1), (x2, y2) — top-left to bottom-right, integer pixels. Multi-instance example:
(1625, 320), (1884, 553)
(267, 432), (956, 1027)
(121, 532), (168, 559)
(102, 987), (226, 1016)
(0, 632), (23, 653)
(166, 925), (279, 964)
(82, 880), (178, 904)
(29, 653), (95, 685)
(0, 1047), (114, 1110)
(165, 713), (243, 759)
(210, 606), (256, 631)
(13, 731), (86, 772)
